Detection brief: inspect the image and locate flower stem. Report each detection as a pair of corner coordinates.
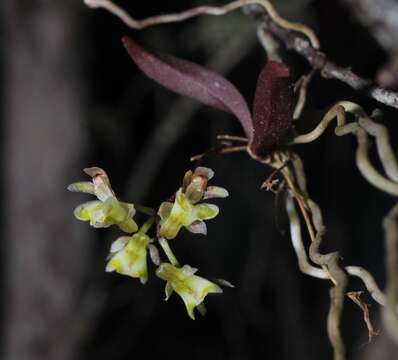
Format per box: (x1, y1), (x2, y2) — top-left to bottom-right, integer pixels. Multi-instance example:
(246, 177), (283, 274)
(158, 237), (180, 267)
(139, 217), (155, 234)
(135, 204), (156, 216)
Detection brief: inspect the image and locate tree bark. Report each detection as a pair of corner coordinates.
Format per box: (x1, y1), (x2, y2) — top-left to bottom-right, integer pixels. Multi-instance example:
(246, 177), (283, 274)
(2, 2), (91, 359)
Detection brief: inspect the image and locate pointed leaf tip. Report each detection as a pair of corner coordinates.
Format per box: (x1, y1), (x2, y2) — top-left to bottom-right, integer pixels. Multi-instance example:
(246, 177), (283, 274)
(122, 36), (254, 139)
(249, 61), (294, 155)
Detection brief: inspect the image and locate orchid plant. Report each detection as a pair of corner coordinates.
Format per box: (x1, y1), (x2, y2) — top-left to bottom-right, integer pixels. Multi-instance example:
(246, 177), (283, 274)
(73, 1), (398, 358)
(69, 35), (294, 319)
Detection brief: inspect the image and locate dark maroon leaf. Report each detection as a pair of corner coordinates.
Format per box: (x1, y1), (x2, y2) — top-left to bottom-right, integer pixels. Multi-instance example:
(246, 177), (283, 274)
(122, 36), (253, 139)
(249, 61), (294, 155)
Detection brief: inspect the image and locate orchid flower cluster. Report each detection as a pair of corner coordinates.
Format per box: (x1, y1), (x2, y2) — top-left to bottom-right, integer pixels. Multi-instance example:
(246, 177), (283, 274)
(68, 166), (230, 319)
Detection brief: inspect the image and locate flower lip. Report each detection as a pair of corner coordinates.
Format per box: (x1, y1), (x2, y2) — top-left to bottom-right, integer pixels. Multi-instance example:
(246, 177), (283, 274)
(106, 233), (151, 284)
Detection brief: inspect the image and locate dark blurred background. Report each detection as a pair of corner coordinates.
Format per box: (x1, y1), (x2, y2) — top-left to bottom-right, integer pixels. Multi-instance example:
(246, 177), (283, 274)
(1, 1), (398, 359)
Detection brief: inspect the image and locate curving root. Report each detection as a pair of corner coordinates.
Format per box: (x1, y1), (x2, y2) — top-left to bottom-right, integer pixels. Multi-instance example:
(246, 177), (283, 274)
(83, 0), (320, 49)
(284, 99), (398, 353)
(382, 204), (398, 344)
(307, 199), (348, 360)
(293, 70), (315, 120)
(292, 101), (398, 197)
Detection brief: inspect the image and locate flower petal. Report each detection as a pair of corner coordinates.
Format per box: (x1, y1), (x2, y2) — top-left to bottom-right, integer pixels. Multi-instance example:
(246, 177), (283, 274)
(186, 275), (223, 298)
(185, 178), (207, 204)
(73, 200), (103, 222)
(181, 264), (198, 276)
(203, 186), (229, 200)
(103, 198), (129, 223)
(214, 278), (235, 288)
(193, 203), (219, 220)
(158, 202), (173, 220)
(84, 167), (115, 201)
(110, 236), (130, 253)
(196, 303), (207, 316)
(194, 167), (214, 180)
(186, 220), (207, 235)
(182, 170), (193, 191)
(165, 281), (174, 301)
(67, 181), (95, 194)
(84, 167), (110, 181)
(121, 202), (136, 218)
(179, 293), (198, 320)
(148, 244), (160, 266)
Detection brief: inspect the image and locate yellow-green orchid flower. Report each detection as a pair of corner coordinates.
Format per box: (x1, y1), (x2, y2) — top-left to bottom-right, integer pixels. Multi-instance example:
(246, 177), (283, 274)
(68, 167), (138, 233)
(182, 167), (228, 204)
(106, 233), (151, 284)
(158, 167), (228, 239)
(158, 190), (219, 239)
(156, 263), (222, 319)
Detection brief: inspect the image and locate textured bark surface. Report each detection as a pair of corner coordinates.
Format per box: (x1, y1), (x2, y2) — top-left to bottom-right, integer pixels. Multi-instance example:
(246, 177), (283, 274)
(340, 0), (398, 52)
(2, 2), (90, 359)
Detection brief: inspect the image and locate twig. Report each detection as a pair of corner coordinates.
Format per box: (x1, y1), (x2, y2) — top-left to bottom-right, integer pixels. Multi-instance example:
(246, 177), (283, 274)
(249, 10), (398, 110)
(347, 291), (379, 343)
